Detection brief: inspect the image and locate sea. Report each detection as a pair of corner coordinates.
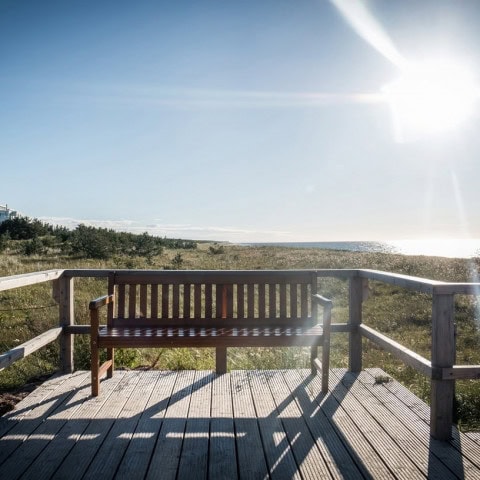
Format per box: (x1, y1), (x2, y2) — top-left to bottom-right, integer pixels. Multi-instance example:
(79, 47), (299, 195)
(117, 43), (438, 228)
(244, 239), (480, 259)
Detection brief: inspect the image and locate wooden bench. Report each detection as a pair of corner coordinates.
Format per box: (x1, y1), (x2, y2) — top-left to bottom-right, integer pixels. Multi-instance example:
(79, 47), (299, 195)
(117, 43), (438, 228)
(89, 270), (332, 396)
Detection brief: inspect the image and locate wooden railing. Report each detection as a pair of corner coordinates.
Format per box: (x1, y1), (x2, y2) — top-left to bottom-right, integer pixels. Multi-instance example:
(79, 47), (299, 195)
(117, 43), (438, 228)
(1, 268), (479, 441)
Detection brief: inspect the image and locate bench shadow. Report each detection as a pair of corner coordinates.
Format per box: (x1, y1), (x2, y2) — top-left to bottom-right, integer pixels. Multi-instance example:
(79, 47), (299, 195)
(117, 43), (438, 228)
(0, 370), (475, 479)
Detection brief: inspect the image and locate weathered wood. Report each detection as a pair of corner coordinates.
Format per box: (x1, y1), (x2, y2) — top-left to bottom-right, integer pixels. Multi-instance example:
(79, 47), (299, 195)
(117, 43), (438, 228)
(54, 371), (138, 480)
(216, 347), (227, 374)
(2, 369), (480, 479)
(20, 373), (123, 480)
(0, 371), (89, 468)
(83, 371), (158, 480)
(116, 371), (176, 479)
(263, 370), (333, 478)
(358, 269), (443, 294)
(248, 370), (301, 479)
(360, 368), (480, 478)
(54, 275), (75, 373)
(0, 269), (63, 292)
(147, 371), (195, 480)
(431, 293), (456, 441)
(177, 371), (212, 480)
(231, 370), (269, 480)
(349, 276), (364, 372)
(282, 369), (365, 479)
(330, 369), (458, 479)
(0, 327), (62, 371)
(359, 324), (432, 377)
(442, 365), (480, 380)
(210, 373), (238, 479)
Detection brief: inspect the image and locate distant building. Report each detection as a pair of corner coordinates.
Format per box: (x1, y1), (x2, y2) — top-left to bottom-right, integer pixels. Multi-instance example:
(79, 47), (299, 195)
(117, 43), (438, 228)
(0, 205), (18, 224)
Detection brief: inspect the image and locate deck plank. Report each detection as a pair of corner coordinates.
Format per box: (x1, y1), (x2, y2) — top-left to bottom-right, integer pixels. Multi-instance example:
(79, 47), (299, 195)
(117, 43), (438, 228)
(146, 370), (194, 480)
(52, 371), (139, 480)
(281, 369), (364, 480)
(209, 373), (238, 480)
(231, 370), (270, 480)
(264, 370), (333, 479)
(248, 370), (301, 480)
(115, 371), (177, 478)
(368, 366), (480, 473)
(360, 368), (480, 479)
(177, 371), (212, 480)
(330, 368), (458, 479)
(294, 369), (395, 479)
(21, 372), (125, 480)
(0, 371), (89, 469)
(0, 368), (479, 480)
(82, 370), (161, 479)
(323, 370), (426, 479)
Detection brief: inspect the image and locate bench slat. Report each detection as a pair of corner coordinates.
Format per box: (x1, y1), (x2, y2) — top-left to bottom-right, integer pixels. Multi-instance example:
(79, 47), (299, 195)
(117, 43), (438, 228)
(280, 284), (287, 318)
(258, 284), (265, 318)
(128, 284), (136, 318)
(151, 284), (158, 318)
(162, 284), (169, 318)
(184, 284), (191, 319)
(300, 284), (308, 318)
(118, 284), (126, 320)
(269, 284), (276, 319)
(173, 284), (180, 317)
(194, 284), (202, 318)
(205, 284), (213, 318)
(290, 284), (298, 318)
(237, 284), (245, 319)
(247, 284), (255, 318)
(140, 284), (148, 317)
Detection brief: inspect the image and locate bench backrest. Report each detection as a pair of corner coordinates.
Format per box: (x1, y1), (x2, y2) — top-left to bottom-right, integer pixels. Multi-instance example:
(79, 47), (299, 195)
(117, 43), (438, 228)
(106, 270), (318, 327)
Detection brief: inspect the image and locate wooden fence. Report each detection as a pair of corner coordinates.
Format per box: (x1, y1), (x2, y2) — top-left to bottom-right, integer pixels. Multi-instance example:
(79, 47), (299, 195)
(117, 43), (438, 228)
(1, 268), (479, 441)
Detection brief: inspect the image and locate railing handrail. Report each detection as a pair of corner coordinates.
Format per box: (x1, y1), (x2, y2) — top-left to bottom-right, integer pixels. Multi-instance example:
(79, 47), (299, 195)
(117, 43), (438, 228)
(0, 269), (64, 292)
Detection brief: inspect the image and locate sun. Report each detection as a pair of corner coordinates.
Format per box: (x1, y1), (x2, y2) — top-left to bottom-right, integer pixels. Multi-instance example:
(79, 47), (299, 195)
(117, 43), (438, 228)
(382, 59), (479, 141)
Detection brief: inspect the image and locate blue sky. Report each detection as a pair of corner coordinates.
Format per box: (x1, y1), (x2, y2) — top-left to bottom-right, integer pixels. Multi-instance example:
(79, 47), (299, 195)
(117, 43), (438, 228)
(1, 0), (480, 242)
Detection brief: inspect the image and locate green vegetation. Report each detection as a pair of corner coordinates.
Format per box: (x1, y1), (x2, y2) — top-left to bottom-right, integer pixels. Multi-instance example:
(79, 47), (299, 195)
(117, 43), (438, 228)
(0, 216), (196, 260)
(0, 219), (479, 430)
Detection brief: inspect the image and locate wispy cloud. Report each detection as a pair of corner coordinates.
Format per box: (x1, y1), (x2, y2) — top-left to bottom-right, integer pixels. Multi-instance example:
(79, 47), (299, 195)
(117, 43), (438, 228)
(56, 82), (384, 110)
(39, 216), (291, 242)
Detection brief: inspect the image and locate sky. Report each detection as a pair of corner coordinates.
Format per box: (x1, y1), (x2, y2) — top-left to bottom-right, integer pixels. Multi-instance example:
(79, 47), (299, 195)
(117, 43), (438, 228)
(1, 0), (480, 242)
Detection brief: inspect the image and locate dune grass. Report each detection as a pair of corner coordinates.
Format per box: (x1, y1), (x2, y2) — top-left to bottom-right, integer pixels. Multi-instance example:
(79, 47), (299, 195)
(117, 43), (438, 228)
(0, 243), (479, 430)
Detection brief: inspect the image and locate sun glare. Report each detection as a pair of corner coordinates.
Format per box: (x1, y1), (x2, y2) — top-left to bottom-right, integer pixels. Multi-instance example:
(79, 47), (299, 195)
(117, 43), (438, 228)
(383, 59), (479, 141)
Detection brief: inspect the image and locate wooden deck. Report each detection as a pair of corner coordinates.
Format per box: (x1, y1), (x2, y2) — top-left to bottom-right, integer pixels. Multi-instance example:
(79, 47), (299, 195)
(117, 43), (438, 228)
(0, 369), (479, 479)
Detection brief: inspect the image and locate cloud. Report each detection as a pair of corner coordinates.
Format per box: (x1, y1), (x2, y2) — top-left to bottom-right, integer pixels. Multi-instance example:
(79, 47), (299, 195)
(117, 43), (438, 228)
(55, 82), (384, 110)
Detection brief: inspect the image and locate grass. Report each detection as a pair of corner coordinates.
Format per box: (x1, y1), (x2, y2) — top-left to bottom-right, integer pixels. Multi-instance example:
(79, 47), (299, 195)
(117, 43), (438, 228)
(0, 243), (479, 430)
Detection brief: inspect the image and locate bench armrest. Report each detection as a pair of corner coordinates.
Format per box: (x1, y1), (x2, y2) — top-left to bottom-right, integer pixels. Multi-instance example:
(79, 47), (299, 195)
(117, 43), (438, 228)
(90, 294), (114, 333)
(89, 294), (114, 311)
(312, 294), (333, 309)
(312, 294), (332, 329)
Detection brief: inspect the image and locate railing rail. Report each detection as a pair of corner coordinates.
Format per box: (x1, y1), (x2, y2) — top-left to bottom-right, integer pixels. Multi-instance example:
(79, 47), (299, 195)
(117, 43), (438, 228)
(0, 267), (479, 441)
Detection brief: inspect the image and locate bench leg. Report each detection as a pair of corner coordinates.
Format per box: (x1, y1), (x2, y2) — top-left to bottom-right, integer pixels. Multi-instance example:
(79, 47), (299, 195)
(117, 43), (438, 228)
(91, 338), (100, 397)
(107, 348), (114, 378)
(216, 347), (227, 374)
(310, 346), (318, 375)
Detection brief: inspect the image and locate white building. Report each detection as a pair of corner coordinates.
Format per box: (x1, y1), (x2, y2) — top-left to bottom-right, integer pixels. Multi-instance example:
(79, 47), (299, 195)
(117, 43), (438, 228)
(0, 205), (18, 223)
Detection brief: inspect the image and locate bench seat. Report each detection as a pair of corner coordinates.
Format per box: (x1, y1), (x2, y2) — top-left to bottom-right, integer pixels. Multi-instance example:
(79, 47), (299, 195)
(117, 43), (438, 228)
(98, 324), (325, 348)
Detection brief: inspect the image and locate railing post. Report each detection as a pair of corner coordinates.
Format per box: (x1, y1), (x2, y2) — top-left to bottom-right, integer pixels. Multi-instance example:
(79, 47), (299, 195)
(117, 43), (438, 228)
(430, 292), (455, 440)
(54, 275), (75, 373)
(349, 276), (365, 372)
